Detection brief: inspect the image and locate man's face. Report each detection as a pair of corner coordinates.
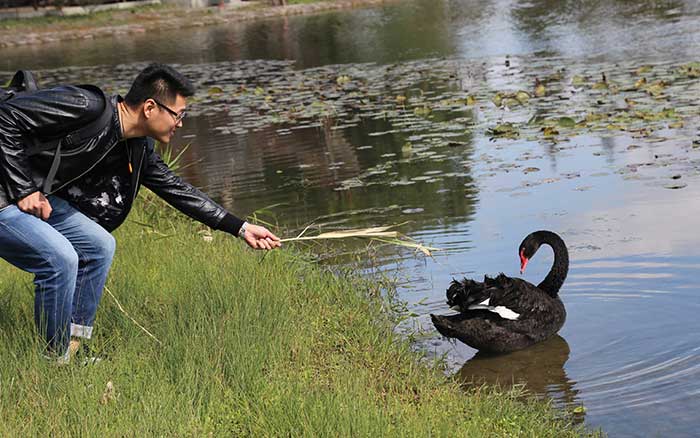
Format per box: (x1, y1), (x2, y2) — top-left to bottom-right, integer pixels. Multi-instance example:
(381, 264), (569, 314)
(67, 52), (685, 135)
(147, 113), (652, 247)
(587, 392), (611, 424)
(146, 94), (187, 144)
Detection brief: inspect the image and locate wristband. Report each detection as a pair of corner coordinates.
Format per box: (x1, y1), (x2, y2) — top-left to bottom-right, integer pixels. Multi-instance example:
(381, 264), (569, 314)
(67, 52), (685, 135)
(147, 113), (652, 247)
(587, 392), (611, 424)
(238, 221), (248, 239)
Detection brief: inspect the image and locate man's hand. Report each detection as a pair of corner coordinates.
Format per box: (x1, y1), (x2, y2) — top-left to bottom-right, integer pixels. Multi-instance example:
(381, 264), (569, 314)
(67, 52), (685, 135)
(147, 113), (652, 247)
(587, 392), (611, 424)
(17, 191), (52, 221)
(242, 223), (282, 250)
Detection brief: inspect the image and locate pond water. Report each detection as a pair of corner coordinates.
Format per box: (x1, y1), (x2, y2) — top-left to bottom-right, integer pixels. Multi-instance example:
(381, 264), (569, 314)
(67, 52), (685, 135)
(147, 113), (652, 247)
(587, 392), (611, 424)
(6, 1), (700, 436)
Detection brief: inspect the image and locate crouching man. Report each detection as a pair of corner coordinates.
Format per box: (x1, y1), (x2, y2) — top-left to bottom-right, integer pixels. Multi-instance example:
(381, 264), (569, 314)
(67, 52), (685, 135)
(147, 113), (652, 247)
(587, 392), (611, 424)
(0, 63), (280, 362)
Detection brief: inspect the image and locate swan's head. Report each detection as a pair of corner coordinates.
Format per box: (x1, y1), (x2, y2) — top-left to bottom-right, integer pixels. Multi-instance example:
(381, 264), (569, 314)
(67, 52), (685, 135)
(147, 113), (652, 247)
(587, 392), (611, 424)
(518, 233), (542, 274)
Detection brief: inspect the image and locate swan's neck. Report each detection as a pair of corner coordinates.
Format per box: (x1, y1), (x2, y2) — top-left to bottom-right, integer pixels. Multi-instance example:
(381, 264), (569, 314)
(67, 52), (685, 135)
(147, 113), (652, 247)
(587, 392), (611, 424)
(534, 231), (569, 297)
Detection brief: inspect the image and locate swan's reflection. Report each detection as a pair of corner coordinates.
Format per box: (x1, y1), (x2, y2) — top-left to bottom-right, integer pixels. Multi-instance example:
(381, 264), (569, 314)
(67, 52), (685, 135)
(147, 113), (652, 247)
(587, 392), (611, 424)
(456, 336), (583, 421)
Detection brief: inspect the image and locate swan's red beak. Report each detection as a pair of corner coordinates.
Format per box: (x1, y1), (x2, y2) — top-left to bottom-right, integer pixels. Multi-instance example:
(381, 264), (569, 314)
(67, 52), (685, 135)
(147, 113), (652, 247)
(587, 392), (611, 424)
(519, 250), (529, 274)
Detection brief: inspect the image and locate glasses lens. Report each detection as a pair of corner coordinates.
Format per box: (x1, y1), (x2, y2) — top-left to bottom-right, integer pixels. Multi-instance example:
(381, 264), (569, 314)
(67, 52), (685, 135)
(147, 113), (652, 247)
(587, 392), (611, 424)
(153, 99), (184, 122)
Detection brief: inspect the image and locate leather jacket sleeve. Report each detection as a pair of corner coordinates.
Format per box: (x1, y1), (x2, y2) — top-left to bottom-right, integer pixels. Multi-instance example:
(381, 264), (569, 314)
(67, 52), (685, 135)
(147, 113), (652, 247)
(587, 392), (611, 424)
(141, 141), (245, 235)
(0, 86), (104, 201)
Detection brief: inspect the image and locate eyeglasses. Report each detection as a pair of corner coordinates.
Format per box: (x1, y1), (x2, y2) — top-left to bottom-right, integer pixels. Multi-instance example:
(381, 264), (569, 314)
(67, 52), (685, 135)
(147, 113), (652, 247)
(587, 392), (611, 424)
(152, 98), (186, 123)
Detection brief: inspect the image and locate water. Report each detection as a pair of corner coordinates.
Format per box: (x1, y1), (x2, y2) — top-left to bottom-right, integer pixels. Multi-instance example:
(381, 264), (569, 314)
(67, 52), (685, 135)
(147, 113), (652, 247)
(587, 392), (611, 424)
(5, 1), (700, 436)
(5, 0), (700, 70)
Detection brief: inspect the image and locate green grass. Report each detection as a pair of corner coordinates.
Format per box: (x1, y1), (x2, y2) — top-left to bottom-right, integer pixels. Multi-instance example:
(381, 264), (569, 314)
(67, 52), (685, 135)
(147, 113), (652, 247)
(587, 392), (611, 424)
(0, 4), (174, 31)
(0, 199), (593, 436)
(0, 0), (337, 32)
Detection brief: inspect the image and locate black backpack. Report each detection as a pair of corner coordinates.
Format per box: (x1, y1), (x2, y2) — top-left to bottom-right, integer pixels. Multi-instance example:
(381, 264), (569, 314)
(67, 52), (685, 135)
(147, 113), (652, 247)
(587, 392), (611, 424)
(1, 70), (113, 193)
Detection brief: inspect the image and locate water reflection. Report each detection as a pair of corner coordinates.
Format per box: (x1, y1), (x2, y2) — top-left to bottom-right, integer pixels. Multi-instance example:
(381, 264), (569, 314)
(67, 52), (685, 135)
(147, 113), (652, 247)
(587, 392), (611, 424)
(174, 111), (479, 236)
(4, 0), (700, 71)
(176, 126), (350, 227)
(457, 335), (582, 419)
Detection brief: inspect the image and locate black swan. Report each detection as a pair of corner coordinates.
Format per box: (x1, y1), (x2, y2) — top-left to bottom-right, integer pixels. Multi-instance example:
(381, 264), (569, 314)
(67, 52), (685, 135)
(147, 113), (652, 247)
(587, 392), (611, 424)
(430, 230), (568, 354)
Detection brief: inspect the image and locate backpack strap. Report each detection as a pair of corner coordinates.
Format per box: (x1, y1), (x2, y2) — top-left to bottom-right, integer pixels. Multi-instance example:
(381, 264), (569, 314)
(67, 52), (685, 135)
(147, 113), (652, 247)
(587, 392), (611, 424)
(42, 142), (63, 194)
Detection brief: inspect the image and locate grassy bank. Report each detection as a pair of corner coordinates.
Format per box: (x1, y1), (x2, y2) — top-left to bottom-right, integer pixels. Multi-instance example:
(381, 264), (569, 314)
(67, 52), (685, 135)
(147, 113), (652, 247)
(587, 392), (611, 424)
(0, 4), (172, 31)
(0, 201), (590, 436)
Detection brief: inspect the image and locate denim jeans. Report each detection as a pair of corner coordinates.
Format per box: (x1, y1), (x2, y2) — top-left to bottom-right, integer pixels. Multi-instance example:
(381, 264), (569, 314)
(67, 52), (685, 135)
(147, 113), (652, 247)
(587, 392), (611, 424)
(0, 195), (115, 358)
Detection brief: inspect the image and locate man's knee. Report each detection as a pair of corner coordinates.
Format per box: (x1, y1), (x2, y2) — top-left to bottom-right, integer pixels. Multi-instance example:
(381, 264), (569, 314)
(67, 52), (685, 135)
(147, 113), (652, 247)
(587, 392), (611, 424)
(95, 230), (116, 262)
(51, 245), (79, 277)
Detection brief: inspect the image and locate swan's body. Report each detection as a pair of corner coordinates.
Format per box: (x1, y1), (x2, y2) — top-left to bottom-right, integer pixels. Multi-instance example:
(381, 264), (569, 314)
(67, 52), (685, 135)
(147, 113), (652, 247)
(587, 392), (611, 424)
(431, 230), (568, 354)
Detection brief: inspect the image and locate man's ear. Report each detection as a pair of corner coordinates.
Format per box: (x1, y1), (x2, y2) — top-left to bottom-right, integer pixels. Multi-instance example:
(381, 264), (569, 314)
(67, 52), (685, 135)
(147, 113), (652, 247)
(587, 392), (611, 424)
(142, 99), (157, 120)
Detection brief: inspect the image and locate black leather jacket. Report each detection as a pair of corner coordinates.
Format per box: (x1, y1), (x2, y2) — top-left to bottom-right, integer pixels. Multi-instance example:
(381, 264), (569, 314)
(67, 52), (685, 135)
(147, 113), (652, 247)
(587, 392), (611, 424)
(0, 85), (244, 234)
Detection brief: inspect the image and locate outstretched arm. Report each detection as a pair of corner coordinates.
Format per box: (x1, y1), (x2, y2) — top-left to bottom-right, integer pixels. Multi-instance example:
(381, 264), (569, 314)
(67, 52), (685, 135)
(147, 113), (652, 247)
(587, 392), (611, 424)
(141, 142), (280, 250)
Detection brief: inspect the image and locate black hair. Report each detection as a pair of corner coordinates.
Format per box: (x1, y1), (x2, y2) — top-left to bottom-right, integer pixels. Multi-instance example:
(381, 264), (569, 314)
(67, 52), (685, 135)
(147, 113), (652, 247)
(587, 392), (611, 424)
(124, 63), (195, 107)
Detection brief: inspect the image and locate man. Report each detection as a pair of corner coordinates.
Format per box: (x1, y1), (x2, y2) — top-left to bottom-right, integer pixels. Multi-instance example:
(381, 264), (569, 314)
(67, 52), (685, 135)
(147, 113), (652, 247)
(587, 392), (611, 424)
(0, 63), (281, 363)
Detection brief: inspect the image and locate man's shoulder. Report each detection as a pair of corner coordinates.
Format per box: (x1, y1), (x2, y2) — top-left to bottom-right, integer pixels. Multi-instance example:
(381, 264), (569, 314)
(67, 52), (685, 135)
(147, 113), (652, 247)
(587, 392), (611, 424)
(55, 84), (109, 122)
(35, 84), (104, 99)
(58, 84), (106, 109)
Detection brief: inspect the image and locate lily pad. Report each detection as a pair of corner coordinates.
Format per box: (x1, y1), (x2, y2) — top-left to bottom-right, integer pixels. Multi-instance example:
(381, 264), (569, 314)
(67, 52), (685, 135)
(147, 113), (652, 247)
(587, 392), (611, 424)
(571, 75), (586, 86)
(487, 123), (519, 139)
(515, 90), (531, 104)
(558, 117), (576, 128)
(534, 80), (546, 97)
(336, 75), (351, 86)
(644, 80), (666, 97)
(542, 126), (559, 137)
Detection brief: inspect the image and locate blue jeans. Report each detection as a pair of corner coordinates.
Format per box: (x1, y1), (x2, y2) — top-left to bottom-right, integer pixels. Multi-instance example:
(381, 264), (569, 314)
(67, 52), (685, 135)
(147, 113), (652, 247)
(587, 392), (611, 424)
(0, 195), (115, 357)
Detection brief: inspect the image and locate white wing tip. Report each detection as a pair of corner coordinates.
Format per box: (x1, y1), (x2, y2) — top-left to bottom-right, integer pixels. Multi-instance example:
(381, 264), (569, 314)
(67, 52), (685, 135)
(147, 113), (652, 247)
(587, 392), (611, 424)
(467, 303), (520, 320)
(493, 306), (520, 320)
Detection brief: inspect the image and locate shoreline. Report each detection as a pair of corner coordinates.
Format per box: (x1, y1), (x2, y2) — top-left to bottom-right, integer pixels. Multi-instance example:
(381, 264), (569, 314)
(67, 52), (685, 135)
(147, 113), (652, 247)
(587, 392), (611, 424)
(0, 0), (399, 48)
(0, 201), (590, 436)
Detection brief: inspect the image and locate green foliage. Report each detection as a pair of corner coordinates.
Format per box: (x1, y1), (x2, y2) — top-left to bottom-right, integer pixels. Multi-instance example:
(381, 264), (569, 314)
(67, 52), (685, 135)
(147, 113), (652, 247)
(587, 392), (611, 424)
(155, 141), (191, 174)
(0, 3), (168, 30)
(0, 204), (593, 436)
